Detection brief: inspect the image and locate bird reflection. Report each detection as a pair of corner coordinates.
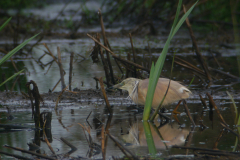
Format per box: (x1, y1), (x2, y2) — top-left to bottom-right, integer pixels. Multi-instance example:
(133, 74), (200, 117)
(121, 122), (190, 149)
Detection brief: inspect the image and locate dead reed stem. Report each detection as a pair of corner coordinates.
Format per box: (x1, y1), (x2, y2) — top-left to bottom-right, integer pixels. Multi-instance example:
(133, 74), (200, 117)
(4, 145), (55, 160)
(96, 33), (111, 87)
(129, 33), (137, 77)
(0, 150), (32, 160)
(26, 80), (42, 128)
(87, 33), (150, 73)
(98, 9), (115, 85)
(98, 77), (112, 114)
(101, 126), (106, 160)
(51, 78), (61, 92)
(43, 129), (56, 155)
(206, 93), (227, 125)
(183, 100), (195, 126)
(57, 47), (66, 90)
(55, 84), (69, 110)
(69, 52), (74, 91)
(60, 137), (77, 153)
(183, 5), (212, 82)
(107, 133), (137, 159)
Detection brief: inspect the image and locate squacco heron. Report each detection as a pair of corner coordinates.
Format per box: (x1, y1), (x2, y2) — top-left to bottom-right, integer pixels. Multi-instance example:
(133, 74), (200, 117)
(112, 78), (191, 113)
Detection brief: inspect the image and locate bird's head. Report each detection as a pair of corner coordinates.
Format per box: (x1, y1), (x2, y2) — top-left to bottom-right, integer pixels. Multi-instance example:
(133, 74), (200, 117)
(112, 78), (140, 93)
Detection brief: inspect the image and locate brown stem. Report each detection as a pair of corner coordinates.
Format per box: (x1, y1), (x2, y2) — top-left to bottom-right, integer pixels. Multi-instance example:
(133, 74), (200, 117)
(57, 47), (66, 90)
(183, 5), (212, 82)
(69, 52), (74, 91)
(129, 33), (137, 77)
(96, 33), (111, 87)
(206, 93), (227, 125)
(98, 9), (115, 85)
(98, 77), (112, 114)
(87, 33), (150, 72)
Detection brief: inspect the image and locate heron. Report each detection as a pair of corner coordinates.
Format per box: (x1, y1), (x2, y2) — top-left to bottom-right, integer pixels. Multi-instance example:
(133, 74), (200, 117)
(112, 78), (191, 114)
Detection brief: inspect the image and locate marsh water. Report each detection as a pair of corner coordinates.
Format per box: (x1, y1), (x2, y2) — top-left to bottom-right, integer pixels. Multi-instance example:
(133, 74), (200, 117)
(0, 31), (239, 159)
(1, 1), (240, 159)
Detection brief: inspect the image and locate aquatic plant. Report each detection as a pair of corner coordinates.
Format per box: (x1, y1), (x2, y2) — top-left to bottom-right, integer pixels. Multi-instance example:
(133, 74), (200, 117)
(0, 17), (39, 87)
(143, 0), (198, 120)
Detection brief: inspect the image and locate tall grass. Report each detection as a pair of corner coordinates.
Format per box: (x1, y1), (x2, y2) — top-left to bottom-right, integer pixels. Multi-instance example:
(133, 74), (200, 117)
(142, 0), (198, 121)
(227, 91), (240, 151)
(0, 17), (39, 87)
(143, 122), (157, 156)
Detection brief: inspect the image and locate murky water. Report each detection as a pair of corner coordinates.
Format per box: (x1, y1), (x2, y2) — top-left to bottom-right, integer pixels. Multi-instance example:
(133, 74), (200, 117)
(0, 98), (239, 159)
(1, 1), (240, 159)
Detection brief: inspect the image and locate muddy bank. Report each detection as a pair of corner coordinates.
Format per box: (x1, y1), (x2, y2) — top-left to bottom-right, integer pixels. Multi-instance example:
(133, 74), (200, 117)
(0, 87), (239, 112)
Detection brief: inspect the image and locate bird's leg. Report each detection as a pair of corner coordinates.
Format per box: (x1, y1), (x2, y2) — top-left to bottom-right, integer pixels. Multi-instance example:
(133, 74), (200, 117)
(172, 100), (182, 115)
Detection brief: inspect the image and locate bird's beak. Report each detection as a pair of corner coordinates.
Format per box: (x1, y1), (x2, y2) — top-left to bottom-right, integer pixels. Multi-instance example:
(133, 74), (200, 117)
(107, 83), (123, 90)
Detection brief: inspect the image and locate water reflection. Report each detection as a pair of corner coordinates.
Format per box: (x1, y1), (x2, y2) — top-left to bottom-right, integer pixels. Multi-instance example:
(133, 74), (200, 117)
(0, 101), (238, 159)
(121, 122), (190, 149)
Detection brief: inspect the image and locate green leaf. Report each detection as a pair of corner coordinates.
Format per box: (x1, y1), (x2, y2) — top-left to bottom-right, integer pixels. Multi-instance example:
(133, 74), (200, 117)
(143, 121), (157, 156)
(0, 17), (12, 31)
(0, 33), (40, 66)
(0, 69), (24, 87)
(143, 0), (198, 120)
(171, 1), (199, 40)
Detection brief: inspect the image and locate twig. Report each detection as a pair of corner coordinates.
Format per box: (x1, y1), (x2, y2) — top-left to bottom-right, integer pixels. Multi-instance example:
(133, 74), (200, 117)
(107, 133), (137, 159)
(55, 84), (69, 109)
(52, 0), (72, 23)
(57, 46), (66, 90)
(69, 52), (74, 91)
(172, 145), (240, 156)
(4, 145), (55, 160)
(206, 93), (227, 125)
(98, 9), (115, 85)
(208, 50), (221, 68)
(174, 60), (207, 78)
(86, 111), (92, 121)
(96, 33), (111, 87)
(199, 94), (207, 108)
(147, 41), (152, 69)
(183, 5), (212, 82)
(0, 149), (32, 160)
(10, 75), (20, 92)
(60, 137), (77, 153)
(43, 129), (56, 156)
(126, 51), (131, 78)
(101, 126), (106, 160)
(183, 100), (195, 126)
(220, 122), (240, 139)
(87, 33), (150, 72)
(150, 79), (171, 121)
(98, 77), (112, 114)
(212, 129), (224, 150)
(51, 78), (61, 92)
(208, 67), (240, 79)
(129, 33), (137, 77)
(184, 127), (195, 155)
(43, 43), (58, 63)
(26, 80), (42, 127)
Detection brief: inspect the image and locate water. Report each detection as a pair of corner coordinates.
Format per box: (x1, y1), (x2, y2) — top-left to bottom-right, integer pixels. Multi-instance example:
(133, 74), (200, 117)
(1, 1), (240, 159)
(0, 96), (239, 159)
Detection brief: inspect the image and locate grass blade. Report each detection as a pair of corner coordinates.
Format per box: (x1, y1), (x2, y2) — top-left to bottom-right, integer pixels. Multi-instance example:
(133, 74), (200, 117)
(0, 69), (24, 87)
(0, 33), (40, 66)
(143, 0), (198, 120)
(0, 17), (12, 31)
(171, 1), (198, 40)
(226, 91), (238, 124)
(143, 121), (157, 156)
